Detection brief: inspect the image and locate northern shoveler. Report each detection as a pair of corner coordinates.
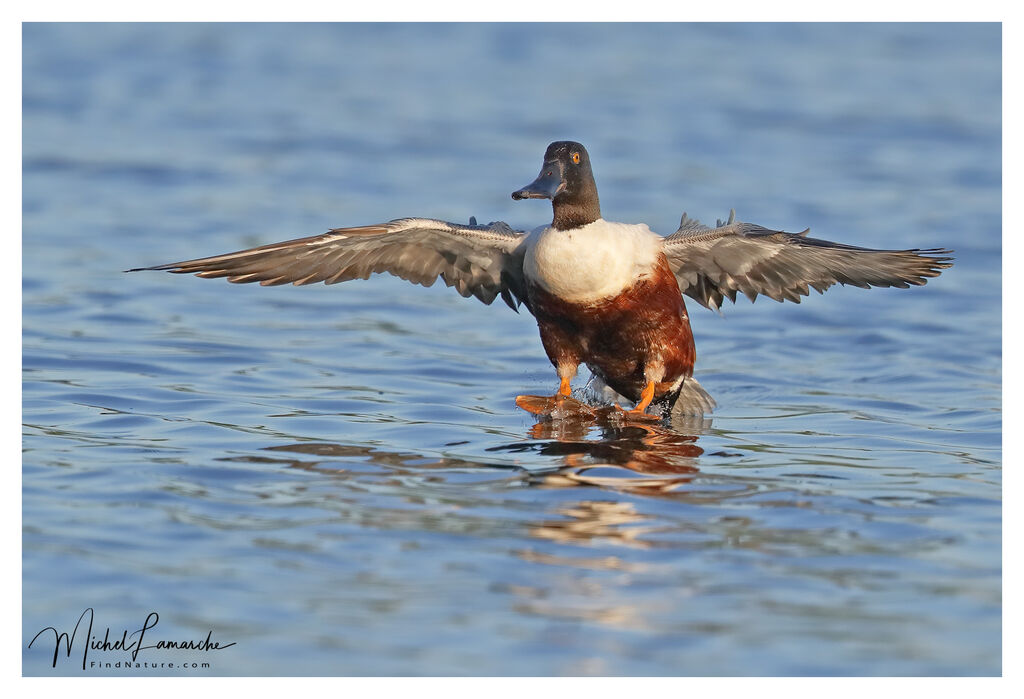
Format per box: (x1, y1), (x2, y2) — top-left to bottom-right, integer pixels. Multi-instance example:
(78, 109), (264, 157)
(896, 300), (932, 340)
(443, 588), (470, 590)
(129, 141), (953, 417)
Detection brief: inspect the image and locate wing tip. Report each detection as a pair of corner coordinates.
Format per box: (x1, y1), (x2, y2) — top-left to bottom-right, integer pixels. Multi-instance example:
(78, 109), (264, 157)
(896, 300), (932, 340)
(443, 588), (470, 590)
(125, 264), (174, 273)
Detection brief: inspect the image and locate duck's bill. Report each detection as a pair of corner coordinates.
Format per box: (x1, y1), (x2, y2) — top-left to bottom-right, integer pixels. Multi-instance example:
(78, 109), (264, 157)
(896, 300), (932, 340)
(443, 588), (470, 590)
(512, 164), (565, 200)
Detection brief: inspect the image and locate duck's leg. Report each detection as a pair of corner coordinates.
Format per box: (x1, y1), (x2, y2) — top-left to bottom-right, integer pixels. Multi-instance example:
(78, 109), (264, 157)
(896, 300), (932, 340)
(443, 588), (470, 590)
(609, 357), (671, 422)
(553, 361), (579, 398)
(515, 363), (579, 415)
(609, 379), (656, 413)
(629, 380), (657, 414)
(609, 380), (661, 422)
(517, 317), (590, 416)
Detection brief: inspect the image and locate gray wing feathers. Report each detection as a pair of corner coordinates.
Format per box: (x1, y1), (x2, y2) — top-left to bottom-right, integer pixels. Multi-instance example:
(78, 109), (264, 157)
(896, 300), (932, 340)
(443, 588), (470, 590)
(665, 215), (953, 310)
(675, 208), (738, 234)
(130, 218), (530, 310)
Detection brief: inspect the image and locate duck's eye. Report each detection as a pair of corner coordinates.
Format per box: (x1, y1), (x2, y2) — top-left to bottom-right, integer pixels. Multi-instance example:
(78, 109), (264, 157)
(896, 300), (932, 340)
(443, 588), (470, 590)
(571, 152), (580, 164)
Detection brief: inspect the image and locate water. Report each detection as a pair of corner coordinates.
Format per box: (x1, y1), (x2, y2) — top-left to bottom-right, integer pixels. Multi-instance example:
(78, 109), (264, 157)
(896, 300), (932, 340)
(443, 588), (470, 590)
(22, 23), (1001, 676)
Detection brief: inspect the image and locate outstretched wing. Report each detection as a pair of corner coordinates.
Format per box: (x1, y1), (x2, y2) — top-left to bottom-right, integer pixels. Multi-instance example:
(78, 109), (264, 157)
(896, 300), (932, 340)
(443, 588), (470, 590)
(664, 211), (953, 310)
(128, 217), (531, 311)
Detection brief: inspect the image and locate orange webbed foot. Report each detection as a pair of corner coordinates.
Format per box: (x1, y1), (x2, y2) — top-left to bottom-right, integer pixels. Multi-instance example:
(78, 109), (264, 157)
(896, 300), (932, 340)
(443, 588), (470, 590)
(515, 393), (562, 415)
(611, 381), (662, 422)
(515, 377), (596, 419)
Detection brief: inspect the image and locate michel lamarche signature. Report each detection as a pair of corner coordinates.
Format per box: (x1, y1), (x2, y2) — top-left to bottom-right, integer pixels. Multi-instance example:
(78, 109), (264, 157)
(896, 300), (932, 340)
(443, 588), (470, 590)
(28, 608), (236, 670)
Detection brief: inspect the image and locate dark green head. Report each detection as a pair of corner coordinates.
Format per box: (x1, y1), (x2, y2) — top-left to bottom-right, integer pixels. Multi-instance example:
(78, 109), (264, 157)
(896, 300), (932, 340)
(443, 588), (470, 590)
(512, 141), (601, 230)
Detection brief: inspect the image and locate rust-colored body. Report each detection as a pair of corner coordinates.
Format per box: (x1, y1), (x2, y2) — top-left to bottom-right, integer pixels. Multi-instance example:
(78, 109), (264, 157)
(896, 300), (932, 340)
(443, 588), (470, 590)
(527, 254), (695, 411)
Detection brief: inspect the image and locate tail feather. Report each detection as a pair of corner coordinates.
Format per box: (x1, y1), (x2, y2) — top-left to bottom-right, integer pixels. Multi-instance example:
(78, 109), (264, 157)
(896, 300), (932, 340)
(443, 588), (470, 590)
(670, 376), (716, 417)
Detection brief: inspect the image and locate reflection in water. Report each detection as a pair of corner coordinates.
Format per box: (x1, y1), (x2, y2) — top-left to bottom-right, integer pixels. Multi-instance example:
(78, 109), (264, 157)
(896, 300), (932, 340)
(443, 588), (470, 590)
(496, 413), (707, 494)
(525, 500), (661, 549)
(253, 410), (708, 494)
(236, 414), (712, 558)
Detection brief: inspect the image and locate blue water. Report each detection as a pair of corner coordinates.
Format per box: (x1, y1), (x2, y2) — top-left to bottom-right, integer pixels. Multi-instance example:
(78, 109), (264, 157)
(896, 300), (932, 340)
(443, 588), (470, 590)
(22, 23), (1001, 676)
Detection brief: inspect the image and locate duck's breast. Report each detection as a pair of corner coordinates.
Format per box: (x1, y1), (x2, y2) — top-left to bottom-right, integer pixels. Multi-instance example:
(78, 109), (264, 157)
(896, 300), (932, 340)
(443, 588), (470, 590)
(523, 220), (663, 304)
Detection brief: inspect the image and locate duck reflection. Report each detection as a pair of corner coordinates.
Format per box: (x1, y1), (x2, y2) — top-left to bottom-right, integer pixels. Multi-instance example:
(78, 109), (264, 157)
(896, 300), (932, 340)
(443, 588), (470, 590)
(492, 405), (709, 495)
(524, 500), (661, 549)
(250, 405), (710, 496)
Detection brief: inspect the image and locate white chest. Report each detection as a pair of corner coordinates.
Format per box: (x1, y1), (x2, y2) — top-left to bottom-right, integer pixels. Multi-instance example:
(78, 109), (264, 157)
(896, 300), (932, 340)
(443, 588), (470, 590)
(523, 220), (663, 304)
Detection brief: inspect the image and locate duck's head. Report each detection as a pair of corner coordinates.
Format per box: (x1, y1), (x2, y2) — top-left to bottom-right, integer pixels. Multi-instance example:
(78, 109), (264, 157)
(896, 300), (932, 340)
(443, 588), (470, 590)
(512, 141), (601, 230)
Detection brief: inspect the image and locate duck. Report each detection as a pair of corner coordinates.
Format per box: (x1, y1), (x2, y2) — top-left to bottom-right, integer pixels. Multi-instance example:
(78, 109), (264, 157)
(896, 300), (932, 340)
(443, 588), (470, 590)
(129, 140), (953, 417)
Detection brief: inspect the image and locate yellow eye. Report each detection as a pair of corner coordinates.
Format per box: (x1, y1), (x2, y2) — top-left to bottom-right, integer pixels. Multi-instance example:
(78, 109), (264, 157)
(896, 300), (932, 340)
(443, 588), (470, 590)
(571, 152), (580, 164)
